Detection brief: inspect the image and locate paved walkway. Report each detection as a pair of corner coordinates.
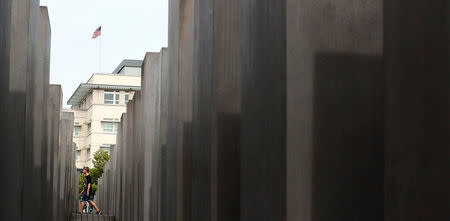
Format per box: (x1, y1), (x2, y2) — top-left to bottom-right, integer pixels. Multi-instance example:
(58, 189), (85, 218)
(71, 213), (115, 221)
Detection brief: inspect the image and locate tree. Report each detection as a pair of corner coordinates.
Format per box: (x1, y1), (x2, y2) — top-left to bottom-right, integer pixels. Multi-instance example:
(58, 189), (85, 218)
(79, 149), (110, 196)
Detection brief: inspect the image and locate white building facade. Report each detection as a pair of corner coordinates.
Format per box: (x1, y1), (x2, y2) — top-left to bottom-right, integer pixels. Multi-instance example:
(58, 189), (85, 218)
(65, 60), (142, 169)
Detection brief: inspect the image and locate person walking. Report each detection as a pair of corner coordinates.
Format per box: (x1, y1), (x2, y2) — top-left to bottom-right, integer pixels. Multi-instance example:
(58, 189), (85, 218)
(80, 166), (103, 215)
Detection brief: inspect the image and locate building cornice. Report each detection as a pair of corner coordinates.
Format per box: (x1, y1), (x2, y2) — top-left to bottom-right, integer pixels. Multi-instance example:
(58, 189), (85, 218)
(67, 83), (141, 107)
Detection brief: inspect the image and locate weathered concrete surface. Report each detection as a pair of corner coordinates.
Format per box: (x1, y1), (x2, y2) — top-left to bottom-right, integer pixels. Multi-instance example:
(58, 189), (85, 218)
(2, 0), (38, 220)
(0, 5), (78, 218)
(49, 85), (62, 221)
(191, 0), (241, 220)
(142, 52), (161, 221)
(384, 0), (450, 220)
(0, 1), (73, 220)
(39, 6), (53, 221)
(0, 0), (17, 220)
(286, 1), (383, 220)
(159, 48), (169, 221)
(240, 1), (286, 221)
(167, 1), (196, 220)
(24, 3), (49, 220)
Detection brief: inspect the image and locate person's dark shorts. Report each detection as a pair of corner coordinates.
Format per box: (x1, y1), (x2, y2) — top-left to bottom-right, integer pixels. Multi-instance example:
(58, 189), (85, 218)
(82, 192), (93, 202)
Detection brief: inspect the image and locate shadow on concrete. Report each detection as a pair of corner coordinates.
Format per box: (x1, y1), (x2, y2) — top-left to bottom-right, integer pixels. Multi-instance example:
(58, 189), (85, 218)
(217, 113), (240, 221)
(312, 52), (384, 221)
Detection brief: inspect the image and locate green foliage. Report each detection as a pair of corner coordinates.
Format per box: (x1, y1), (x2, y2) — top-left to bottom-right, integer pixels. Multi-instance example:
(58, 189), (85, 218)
(78, 149), (110, 197)
(78, 173), (85, 198)
(90, 149), (110, 184)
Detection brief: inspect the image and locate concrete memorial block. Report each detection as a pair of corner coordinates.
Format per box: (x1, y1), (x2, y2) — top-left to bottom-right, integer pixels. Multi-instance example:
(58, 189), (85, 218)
(61, 112), (75, 220)
(384, 0), (450, 220)
(159, 50), (169, 221)
(38, 7), (52, 220)
(125, 101), (134, 221)
(119, 113), (128, 221)
(127, 99), (134, 221)
(23, 2), (47, 220)
(168, 0), (195, 220)
(0, 1), (15, 219)
(286, 1), (383, 220)
(121, 109), (129, 221)
(150, 54), (162, 221)
(48, 85), (63, 221)
(191, 0), (241, 220)
(0, 0), (37, 219)
(240, 1), (286, 221)
(132, 93), (142, 221)
(141, 52), (161, 221)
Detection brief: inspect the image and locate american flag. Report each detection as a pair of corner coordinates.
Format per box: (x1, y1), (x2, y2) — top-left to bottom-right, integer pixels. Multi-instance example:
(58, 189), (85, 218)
(92, 26), (102, 39)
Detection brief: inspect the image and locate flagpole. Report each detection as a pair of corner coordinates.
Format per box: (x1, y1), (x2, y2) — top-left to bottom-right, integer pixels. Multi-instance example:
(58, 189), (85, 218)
(99, 32), (102, 72)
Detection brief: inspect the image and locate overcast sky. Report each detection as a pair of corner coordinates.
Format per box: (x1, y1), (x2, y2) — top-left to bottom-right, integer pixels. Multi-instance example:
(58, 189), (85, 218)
(40, 0), (168, 107)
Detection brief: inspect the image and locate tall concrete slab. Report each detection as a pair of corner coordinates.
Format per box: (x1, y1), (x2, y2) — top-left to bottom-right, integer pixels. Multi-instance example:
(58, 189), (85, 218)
(125, 101), (134, 221)
(119, 113), (128, 221)
(191, 0), (241, 220)
(142, 52), (161, 221)
(48, 85), (62, 221)
(24, 3), (49, 220)
(61, 112), (75, 221)
(240, 1), (286, 221)
(39, 6), (52, 221)
(1, 0), (40, 219)
(286, 1), (383, 220)
(0, 3), (77, 220)
(159, 48), (169, 221)
(168, 1), (195, 220)
(132, 93), (142, 221)
(0, 0), (15, 219)
(384, 0), (450, 220)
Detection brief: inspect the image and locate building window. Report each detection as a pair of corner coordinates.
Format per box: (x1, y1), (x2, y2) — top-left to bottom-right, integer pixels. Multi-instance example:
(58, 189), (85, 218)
(76, 150), (80, 161)
(87, 123), (92, 134)
(87, 148), (91, 160)
(125, 92), (130, 104)
(74, 126), (81, 137)
(103, 122), (119, 133)
(101, 144), (111, 156)
(104, 90), (120, 104)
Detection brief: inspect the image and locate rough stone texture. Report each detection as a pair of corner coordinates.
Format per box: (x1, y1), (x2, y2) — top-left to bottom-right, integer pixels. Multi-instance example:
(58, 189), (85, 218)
(384, 0), (450, 220)
(240, 1), (286, 221)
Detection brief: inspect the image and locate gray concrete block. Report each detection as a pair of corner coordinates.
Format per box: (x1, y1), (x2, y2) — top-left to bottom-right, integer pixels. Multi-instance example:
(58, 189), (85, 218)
(384, 0), (450, 220)
(0, 0), (37, 219)
(285, 1), (383, 220)
(240, 1), (286, 220)
(1, 2), (77, 220)
(167, 0), (195, 220)
(48, 85), (62, 220)
(191, 0), (241, 220)
(142, 52), (161, 221)
(0, 16), (12, 221)
(38, 7), (52, 218)
(23, 1), (44, 219)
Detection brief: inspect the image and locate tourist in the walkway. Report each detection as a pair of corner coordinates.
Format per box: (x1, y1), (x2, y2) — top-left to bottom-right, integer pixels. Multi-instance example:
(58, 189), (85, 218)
(80, 166), (103, 215)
